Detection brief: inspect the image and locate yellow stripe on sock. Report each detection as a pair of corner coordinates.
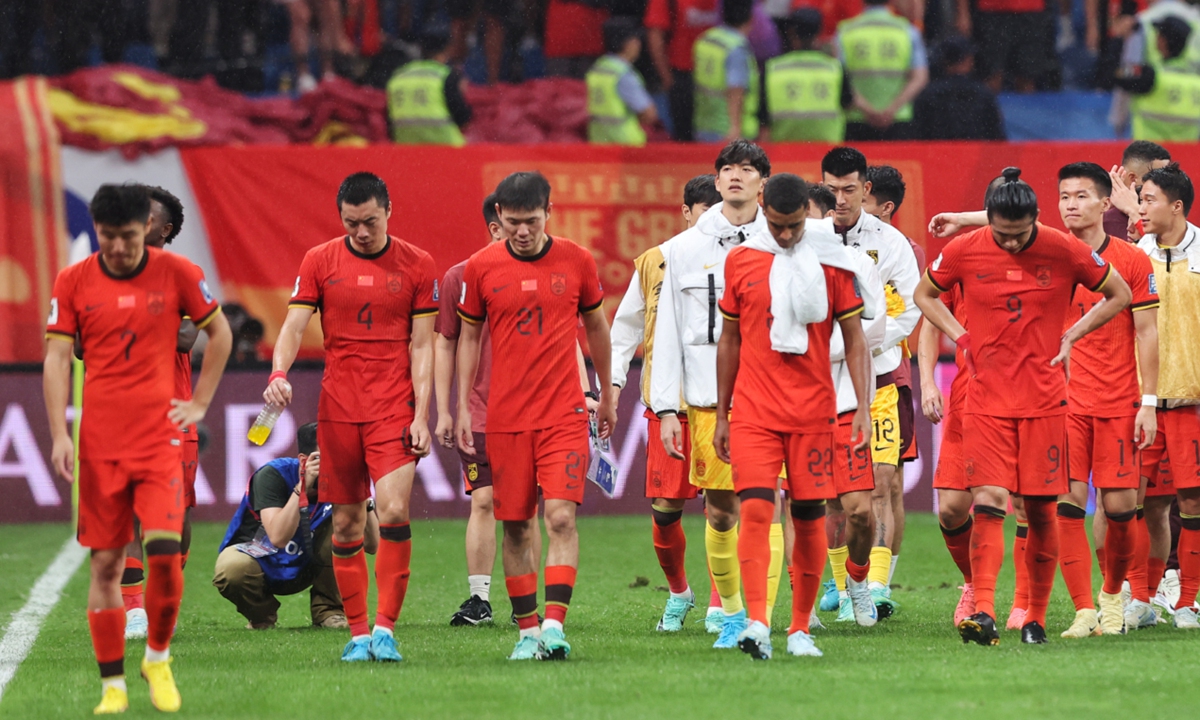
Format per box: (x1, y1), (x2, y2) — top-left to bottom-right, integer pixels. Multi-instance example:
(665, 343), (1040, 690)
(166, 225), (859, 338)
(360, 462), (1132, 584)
(705, 522), (743, 614)
(766, 523), (784, 625)
(868, 546), (892, 587)
(829, 545), (849, 592)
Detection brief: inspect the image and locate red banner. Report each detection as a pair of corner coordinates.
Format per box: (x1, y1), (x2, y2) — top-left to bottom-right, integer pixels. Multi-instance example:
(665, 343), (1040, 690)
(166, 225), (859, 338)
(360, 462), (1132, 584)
(181, 141), (1200, 355)
(0, 77), (68, 364)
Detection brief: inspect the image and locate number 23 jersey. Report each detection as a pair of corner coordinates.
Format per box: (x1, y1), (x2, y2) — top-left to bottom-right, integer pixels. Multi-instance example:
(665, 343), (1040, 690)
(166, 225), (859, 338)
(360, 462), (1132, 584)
(458, 237), (605, 433)
(290, 236), (438, 422)
(927, 223), (1112, 418)
(46, 248), (220, 459)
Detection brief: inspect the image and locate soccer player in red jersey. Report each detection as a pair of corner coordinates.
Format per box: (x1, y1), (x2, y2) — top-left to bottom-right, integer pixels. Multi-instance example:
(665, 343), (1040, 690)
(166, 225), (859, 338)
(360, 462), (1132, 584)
(119, 185), (200, 638)
(264, 173), (437, 663)
(456, 171), (616, 661)
(915, 168), (1132, 645)
(44, 184), (231, 714)
(714, 173), (874, 659)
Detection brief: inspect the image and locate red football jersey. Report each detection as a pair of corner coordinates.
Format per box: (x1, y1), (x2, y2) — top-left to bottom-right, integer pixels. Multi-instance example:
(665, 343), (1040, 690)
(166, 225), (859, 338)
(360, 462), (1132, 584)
(46, 249), (220, 460)
(928, 223), (1112, 418)
(290, 236), (438, 422)
(437, 260), (492, 433)
(458, 237), (604, 433)
(719, 246), (864, 433)
(1066, 236), (1158, 418)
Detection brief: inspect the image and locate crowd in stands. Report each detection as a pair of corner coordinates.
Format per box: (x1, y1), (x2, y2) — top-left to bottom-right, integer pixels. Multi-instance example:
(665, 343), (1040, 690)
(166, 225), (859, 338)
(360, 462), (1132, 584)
(2, 1), (1199, 143)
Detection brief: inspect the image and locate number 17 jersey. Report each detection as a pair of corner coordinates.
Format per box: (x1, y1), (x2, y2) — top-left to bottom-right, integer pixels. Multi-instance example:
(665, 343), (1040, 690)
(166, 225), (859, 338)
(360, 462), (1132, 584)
(458, 237), (605, 433)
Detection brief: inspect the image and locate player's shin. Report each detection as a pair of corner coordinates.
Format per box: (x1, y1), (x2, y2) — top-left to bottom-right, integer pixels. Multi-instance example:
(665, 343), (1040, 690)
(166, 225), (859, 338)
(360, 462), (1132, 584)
(705, 495), (743, 615)
(1127, 508), (1151, 602)
(651, 506), (689, 594)
(788, 503), (827, 634)
(1175, 513), (1200, 610)
(1012, 522), (1030, 610)
(1102, 510), (1137, 594)
(736, 492), (775, 624)
(332, 537), (371, 638)
(1024, 498), (1060, 627)
(543, 565), (577, 630)
(121, 557), (145, 611)
(374, 523), (413, 631)
(143, 537), (183, 658)
(1056, 502), (1094, 610)
(969, 506), (1007, 618)
(940, 515), (974, 583)
(766, 522), (784, 624)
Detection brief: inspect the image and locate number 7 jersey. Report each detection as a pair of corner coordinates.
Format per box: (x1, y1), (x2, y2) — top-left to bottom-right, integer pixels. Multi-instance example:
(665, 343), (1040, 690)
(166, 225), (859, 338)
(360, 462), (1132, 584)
(458, 237), (605, 433)
(927, 223), (1112, 418)
(289, 236), (438, 422)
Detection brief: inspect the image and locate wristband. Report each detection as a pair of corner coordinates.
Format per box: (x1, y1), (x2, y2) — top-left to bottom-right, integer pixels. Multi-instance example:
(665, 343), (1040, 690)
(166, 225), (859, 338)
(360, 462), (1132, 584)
(269, 370), (288, 385)
(1142, 394), (1158, 408)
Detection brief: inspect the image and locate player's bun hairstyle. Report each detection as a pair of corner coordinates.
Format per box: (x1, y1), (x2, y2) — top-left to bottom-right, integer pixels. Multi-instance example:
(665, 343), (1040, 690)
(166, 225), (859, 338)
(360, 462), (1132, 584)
(602, 17), (643, 55)
(297, 422), (318, 457)
(808, 183), (837, 216)
(683, 174), (722, 208)
(821, 146), (868, 181)
(89, 183), (151, 227)
(866, 165), (906, 212)
(723, 0), (754, 27)
(494, 171), (552, 212)
(1142, 162), (1194, 215)
(1122, 140), (1171, 167)
(143, 185), (185, 243)
(762, 173), (810, 215)
(482, 192), (500, 227)
(1057, 162), (1113, 199)
(714, 139), (771, 178)
(337, 172), (390, 210)
(985, 167), (1039, 222)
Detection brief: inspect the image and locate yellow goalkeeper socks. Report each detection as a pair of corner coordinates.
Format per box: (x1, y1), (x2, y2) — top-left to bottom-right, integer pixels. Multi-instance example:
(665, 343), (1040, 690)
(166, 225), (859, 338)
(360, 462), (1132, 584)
(765, 522), (784, 625)
(705, 522), (743, 615)
(868, 546), (893, 587)
(829, 544), (849, 593)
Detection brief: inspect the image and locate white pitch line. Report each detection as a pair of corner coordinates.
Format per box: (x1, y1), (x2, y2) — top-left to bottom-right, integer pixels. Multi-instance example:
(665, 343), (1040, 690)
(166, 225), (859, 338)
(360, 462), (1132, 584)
(0, 538), (88, 703)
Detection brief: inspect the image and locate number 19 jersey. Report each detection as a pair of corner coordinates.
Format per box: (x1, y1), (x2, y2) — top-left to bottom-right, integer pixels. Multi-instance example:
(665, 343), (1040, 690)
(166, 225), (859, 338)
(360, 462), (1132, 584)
(290, 236), (438, 422)
(458, 237), (605, 433)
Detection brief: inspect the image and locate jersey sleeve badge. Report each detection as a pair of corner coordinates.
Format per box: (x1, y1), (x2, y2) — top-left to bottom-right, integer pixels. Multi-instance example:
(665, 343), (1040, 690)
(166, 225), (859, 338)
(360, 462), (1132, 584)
(1091, 251), (1105, 266)
(1149, 272), (1157, 294)
(199, 279), (214, 303)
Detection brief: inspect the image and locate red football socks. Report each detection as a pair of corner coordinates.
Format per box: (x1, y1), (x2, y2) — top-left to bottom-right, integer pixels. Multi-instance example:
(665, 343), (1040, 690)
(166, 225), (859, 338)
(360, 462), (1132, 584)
(1148, 556), (1167, 598)
(969, 509), (1006, 618)
(787, 512), (827, 635)
(1056, 504), (1094, 610)
(1175, 518), (1200, 610)
(1127, 512), (1151, 602)
(846, 557), (870, 584)
(144, 553), (183, 652)
(332, 537), (370, 636)
(87, 607), (125, 678)
(121, 557), (144, 612)
(651, 509), (689, 594)
(1024, 499), (1060, 627)
(1012, 522), (1029, 610)
(940, 516), (974, 583)
(374, 523), (412, 631)
(544, 565), (577, 625)
(506, 572), (539, 631)
(1102, 511), (1136, 595)
(738, 498), (774, 625)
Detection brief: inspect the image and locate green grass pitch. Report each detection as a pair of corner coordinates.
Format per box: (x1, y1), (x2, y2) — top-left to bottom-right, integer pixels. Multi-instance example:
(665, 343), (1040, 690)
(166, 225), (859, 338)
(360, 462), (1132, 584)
(2, 513), (1199, 719)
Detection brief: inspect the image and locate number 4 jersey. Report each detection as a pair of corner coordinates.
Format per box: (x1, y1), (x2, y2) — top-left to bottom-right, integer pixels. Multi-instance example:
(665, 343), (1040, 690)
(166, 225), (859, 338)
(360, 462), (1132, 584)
(46, 248), (221, 459)
(289, 236), (438, 422)
(927, 223), (1112, 418)
(458, 237), (605, 433)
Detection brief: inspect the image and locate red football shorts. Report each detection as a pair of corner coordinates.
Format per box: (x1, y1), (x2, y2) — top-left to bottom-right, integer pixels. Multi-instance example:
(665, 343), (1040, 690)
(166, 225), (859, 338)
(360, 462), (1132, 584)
(1141, 406), (1200, 495)
(317, 414), (417, 505)
(962, 413), (1069, 496)
(834, 411), (874, 496)
(489, 420), (589, 521)
(645, 410), (696, 500)
(1068, 413), (1139, 490)
(934, 408), (967, 492)
(730, 421), (837, 502)
(182, 429), (199, 509)
(457, 432), (493, 494)
(77, 449), (185, 550)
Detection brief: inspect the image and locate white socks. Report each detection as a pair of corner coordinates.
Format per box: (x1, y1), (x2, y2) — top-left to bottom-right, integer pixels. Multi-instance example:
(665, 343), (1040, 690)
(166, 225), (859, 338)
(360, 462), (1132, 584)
(542, 619), (564, 633)
(670, 587), (693, 601)
(469, 575), (491, 602)
(889, 555), (899, 585)
(144, 646), (170, 663)
(101, 677), (126, 692)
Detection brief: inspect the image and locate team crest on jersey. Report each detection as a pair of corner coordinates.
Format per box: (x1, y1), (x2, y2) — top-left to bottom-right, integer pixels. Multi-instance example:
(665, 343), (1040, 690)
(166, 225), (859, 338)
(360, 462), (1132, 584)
(551, 273), (567, 296)
(931, 254), (942, 271)
(1149, 273), (1157, 294)
(432, 279), (440, 301)
(387, 273), (402, 294)
(1091, 251), (1105, 267)
(199, 279), (214, 304)
(147, 292), (164, 315)
(1036, 265), (1052, 288)
(291, 277), (300, 298)
(865, 249), (879, 264)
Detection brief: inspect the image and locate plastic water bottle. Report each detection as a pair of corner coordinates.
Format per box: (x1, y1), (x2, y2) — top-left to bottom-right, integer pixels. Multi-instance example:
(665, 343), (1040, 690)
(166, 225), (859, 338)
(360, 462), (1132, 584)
(247, 403), (283, 446)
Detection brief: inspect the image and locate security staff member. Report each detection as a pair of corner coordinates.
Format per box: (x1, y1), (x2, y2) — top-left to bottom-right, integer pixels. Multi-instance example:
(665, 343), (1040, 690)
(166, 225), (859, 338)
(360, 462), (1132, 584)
(836, 0), (928, 141)
(388, 30), (473, 146)
(693, 0), (758, 142)
(765, 8), (848, 143)
(587, 18), (659, 146)
(1118, 16), (1200, 142)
